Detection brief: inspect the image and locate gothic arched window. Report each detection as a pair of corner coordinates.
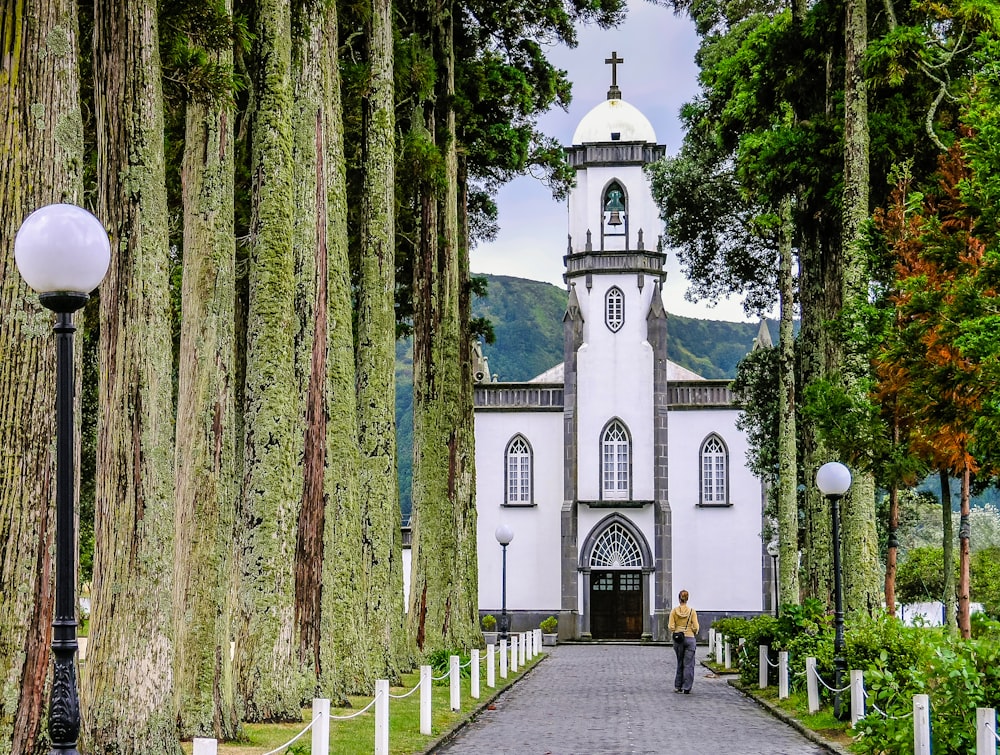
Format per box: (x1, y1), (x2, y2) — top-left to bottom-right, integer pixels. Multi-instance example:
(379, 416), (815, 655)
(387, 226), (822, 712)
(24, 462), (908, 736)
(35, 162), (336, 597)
(700, 434), (729, 505)
(590, 522), (643, 568)
(601, 420), (630, 499)
(505, 435), (532, 505)
(605, 286), (624, 332)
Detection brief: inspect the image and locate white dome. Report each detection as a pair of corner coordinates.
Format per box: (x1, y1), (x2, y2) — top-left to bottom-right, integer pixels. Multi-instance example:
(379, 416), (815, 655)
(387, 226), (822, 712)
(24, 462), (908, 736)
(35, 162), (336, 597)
(571, 98), (657, 145)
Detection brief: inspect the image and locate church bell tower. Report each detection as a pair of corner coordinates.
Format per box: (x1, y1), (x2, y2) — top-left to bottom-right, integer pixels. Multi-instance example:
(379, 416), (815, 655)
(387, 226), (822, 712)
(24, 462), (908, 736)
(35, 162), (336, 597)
(559, 53), (674, 640)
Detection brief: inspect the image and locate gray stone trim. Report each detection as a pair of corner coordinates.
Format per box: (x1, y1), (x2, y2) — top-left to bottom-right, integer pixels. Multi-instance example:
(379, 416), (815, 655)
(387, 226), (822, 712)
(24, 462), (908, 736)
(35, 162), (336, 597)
(561, 286), (584, 636)
(579, 500), (652, 508)
(474, 384), (564, 409)
(564, 250), (667, 280)
(565, 142), (666, 168)
(578, 567), (592, 637)
(647, 282), (672, 641)
(668, 382), (734, 406)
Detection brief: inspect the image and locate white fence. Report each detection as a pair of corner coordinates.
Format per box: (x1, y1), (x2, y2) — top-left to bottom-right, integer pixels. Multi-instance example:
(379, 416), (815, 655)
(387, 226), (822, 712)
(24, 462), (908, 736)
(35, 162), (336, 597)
(195, 630), (543, 755)
(715, 633), (1000, 754)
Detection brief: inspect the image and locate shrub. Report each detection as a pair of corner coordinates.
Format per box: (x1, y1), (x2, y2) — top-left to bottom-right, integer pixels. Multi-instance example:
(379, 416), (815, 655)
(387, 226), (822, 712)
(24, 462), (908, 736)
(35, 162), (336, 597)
(540, 616), (558, 634)
(481, 614), (497, 631)
(426, 649), (471, 685)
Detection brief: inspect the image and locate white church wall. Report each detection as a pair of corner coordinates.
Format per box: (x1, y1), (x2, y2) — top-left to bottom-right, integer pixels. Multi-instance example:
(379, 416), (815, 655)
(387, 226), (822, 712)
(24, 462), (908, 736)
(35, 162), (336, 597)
(474, 409), (563, 612)
(575, 274), (656, 502)
(667, 408), (764, 613)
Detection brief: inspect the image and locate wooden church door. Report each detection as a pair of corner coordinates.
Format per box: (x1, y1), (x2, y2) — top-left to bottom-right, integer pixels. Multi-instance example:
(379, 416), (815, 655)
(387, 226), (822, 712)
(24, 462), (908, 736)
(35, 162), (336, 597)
(590, 570), (643, 639)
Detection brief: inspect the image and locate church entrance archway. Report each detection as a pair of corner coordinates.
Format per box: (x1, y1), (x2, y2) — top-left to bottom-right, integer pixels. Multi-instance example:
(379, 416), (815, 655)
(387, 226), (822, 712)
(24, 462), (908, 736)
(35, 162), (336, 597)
(581, 516), (652, 640)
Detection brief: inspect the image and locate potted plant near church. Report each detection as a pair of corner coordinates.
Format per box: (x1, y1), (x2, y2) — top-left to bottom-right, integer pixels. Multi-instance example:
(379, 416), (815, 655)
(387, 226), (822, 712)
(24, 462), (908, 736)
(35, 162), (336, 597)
(481, 614), (498, 645)
(540, 616), (559, 646)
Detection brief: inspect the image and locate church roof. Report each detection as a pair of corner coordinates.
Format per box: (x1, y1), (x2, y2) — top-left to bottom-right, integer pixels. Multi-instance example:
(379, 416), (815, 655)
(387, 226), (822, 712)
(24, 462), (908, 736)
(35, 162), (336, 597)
(571, 98), (657, 145)
(528, 360), (705, 383)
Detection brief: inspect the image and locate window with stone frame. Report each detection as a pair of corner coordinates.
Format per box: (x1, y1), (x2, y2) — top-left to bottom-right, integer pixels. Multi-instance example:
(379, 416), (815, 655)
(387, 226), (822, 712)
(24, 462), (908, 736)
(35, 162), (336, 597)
(700, 434), (729, 505)
(601, 420), (630, 499)
(505, 435), (532, 505)
(605, 286), (625, 332)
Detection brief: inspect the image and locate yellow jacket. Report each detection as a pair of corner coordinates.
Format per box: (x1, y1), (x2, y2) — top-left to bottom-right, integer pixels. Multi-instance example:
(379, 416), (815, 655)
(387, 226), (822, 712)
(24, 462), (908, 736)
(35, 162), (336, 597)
(668, 605), (699, 637)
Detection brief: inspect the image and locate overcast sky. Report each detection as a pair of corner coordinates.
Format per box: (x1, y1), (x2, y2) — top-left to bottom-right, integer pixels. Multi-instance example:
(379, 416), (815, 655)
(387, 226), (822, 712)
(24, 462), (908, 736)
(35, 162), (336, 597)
(469, 2), (759, 323)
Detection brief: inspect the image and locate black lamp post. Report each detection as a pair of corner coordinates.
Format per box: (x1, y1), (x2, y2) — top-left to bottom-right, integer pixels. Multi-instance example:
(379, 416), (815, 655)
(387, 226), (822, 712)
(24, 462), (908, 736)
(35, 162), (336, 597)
(766, 540), (780, 618)
(816, 461), (852, 722)
(495, 524), (514, 639)
(15, 204), (111, 755)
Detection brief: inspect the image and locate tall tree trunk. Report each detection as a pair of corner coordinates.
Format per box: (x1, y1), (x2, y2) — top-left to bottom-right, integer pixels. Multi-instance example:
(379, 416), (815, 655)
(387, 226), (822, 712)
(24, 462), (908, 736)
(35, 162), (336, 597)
(798, 228), (835, 605)
(356, 0), (407, 682)
(940, 470), (956, 632)
(292, 0), (372, 699)
(958, 466), (971, 638)
(236, 0), (307, 721)
(776, 195), (800, 608)
(0, 2), (84, 750)
(291, 0), (329, 681)
(885, 485), (899, 617)
(172, 5), (239, 736)
(83, 1), (179, 751)
(408, 0), (479, 653)
(840, 0), (882, 615)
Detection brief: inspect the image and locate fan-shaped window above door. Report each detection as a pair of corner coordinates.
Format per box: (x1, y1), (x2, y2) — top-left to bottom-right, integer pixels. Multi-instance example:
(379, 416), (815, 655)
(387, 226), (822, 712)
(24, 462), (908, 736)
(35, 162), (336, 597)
(589, 522), (643, 568)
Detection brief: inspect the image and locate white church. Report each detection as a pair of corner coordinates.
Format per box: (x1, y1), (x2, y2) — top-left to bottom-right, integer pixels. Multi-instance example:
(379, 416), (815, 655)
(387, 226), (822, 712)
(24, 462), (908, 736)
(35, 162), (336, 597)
(472, 57), (770, 641)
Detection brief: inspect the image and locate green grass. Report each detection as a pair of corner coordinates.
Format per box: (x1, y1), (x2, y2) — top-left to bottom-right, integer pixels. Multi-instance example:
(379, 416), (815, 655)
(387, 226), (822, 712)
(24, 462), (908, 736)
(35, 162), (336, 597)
(180, 653), (543, 755)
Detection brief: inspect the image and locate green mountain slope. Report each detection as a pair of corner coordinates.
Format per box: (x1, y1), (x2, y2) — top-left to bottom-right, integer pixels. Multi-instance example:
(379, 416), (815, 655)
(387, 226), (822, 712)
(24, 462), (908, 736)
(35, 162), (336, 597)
(396, 274), (770, 518)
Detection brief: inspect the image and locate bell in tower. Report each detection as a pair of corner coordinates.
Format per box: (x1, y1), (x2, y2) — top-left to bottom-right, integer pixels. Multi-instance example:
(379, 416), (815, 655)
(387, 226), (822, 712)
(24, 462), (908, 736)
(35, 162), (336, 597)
(605, 185), (625, 226)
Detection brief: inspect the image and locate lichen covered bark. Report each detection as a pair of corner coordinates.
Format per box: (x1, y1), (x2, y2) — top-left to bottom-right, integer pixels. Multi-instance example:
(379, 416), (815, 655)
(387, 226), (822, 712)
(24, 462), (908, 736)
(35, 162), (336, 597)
(82, 1), (180, 752)
(0, 2), (83, 751)
(288, 0), (372, 698)
(840, 0), (882, 615)
(408, 2), (480, 654)
(776, 196), (800, 608)
(172, 24), (239, 737)
(234, 0), (308, 721)
(355, 0), (408, 682)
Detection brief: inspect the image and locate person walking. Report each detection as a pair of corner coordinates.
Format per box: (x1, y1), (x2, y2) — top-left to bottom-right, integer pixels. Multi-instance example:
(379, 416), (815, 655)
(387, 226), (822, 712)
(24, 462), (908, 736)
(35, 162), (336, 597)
(669, 589), (699, 694)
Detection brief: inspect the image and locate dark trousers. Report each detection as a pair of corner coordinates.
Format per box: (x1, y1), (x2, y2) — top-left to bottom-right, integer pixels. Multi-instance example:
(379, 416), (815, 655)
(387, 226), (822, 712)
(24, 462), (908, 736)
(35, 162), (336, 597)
(673, 635), (696, 691)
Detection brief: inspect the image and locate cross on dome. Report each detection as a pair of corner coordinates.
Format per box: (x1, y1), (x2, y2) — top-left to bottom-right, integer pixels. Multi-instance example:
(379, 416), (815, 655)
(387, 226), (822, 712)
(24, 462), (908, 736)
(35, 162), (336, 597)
(605, 51), (623, 100)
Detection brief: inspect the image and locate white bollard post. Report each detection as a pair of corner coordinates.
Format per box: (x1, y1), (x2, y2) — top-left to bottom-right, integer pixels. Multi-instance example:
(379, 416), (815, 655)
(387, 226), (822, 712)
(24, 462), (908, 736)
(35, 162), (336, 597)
(977, 707), (996, 755)
(806, 657), (820, 714)
(519, 633), (526, 666)
(312, 698), (330, 755)
(500, 639), (508, 679)
(850, 670), (864, 727)
(778, 651), (789, 700)
(708, 628), (715, 653)
(375, 680), (389, 755)
(913, 694), (931, 755)
(527, 630), (534, 659)
(471, 649), (480, 699)
(511, 636), (518, 672)
(420, 665), (432, 736)
(759, 646), (768, 689)
(449, 655), (460, 711)
(724, 640), (731, 670)
(487, 644), (496, 688)
(192, 739), (217, 755)
(715, 634), (723, 664)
